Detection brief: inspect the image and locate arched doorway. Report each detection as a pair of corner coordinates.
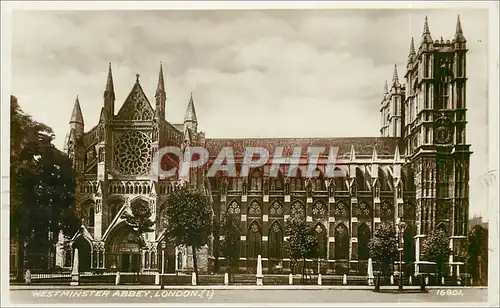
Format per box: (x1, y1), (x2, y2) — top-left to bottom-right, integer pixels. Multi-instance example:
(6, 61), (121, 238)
(105, 222), (141, 272)
(72, 236), (92, 272)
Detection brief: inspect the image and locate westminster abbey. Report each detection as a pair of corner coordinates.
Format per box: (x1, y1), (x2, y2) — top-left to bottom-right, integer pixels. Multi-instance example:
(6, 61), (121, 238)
(57, 16), (471, 276)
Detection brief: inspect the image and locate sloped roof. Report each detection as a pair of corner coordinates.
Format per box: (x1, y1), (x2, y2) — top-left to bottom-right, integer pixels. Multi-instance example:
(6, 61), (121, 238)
(205, 137), (400, 158)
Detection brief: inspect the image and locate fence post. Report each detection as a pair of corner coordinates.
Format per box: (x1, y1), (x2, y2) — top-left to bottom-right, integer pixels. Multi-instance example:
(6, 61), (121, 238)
(25, 269), (31, 285)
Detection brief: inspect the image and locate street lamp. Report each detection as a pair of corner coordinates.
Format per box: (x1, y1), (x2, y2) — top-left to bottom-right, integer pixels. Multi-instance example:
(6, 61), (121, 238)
(398, 219), (407, 291)
(161, 240), (166, 289)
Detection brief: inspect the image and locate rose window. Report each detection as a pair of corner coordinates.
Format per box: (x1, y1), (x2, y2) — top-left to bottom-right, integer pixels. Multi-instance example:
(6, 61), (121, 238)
(114, 131), (152, 175)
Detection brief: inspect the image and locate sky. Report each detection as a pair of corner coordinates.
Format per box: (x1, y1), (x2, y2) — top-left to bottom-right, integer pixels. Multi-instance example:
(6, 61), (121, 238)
(10, 8), (491, 219)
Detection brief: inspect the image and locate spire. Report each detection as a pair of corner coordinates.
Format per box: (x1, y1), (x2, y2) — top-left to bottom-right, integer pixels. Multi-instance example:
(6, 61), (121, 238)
(408, 37), (416, 61)
(70, 95), (84, 125)
(184, 93), (198, 124)
(421, 16), (433, 44)
(392, 65), (400, 88)
(104, 63), (115, 100)
(155, 62), (165, 96)
(455, 15), (466, 42)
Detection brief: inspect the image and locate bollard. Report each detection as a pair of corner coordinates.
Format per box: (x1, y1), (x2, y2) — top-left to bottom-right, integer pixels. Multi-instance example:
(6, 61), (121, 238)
(224, 272), (229, 286)
(318, 274), (322, 285)
(25, 269), (31, 285)
(155, 272), (160, 285)
(192, 272), (197, 286)
(343, 274), (347, 285)
(289, 273), (293, 285)
(425, 275), (429, 286)
(420, 275), (426, 292)
(115, 271), (120, 286)
(409, 275), (412, 285)
(441, 276), (445, 285)
(390, 275), (394, 285)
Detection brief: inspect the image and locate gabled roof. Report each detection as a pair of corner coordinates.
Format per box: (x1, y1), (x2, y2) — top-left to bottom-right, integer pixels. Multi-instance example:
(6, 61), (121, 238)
(116, 75), (154, 121)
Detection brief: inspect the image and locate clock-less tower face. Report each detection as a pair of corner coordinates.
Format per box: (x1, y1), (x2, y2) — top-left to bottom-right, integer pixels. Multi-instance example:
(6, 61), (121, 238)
(114, 131), (152, 175)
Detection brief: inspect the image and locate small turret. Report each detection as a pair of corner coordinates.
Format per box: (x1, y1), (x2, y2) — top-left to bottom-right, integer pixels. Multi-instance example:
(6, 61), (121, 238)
(69, 96), (84, 138)
(184, 93), (198, 133)
(454, 15), (466, 43)
(392, 65), (400, 89)
(407, 37), (416, 64)
(421, 16), (433, 46)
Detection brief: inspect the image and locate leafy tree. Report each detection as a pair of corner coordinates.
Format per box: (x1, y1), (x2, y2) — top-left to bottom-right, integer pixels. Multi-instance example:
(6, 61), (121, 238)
(283, 217), (318, 280)
(219, 214), (240, 282)
(121, 200), (155, 248)
(368, 223), (398, 276)
(10, 95), (79, 280)
(161, 186), (212, 284)
(467, 225), (488, 284)
(421, 229), (452, 279)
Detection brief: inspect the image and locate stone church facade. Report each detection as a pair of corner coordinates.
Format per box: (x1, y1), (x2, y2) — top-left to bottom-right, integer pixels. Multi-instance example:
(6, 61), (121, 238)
(57, 16), (471, 276)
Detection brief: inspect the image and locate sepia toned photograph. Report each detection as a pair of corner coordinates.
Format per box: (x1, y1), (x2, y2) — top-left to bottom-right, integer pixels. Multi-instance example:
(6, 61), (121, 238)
(2, 1), (498, 307)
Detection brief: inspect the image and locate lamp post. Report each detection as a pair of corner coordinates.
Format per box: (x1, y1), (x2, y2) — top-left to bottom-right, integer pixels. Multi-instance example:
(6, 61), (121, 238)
(160, 240), (166, 289)
(398, 220), (407, 291)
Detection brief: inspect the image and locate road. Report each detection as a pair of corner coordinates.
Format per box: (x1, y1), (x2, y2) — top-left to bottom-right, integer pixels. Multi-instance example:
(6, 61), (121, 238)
(8, 288), (488, 304)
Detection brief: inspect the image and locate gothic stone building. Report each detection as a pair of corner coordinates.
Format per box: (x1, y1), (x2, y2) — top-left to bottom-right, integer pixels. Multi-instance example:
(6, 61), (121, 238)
(59, 16), (471, 276)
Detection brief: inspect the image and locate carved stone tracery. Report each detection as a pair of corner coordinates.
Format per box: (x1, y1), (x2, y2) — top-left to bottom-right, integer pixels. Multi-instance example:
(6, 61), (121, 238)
(114, 131), (152, 175)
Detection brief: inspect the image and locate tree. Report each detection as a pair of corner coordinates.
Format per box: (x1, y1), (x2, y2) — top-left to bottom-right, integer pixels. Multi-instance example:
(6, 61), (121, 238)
(219, 214), (240, 282)
(121, 200), (155, 274)
(161, 186), (212, 284)
(421, 229), (452, 279)
(121, 201), (155, 248)
(10, 95), (79, 280)
(467, 225), (488, 285)
(283, 217), (318, 280)
(368, 223), (398, 276)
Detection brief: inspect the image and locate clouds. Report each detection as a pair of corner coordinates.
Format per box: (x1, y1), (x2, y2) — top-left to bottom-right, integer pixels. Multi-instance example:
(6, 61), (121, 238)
(10, 8), (490, 217)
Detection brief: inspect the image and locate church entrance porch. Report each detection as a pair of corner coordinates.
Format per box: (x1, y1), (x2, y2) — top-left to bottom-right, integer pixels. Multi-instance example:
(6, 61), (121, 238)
(105, 222), (145, 272)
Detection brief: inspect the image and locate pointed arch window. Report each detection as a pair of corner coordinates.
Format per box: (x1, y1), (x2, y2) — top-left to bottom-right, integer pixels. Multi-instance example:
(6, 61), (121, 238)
(334, 202), (349, 219)
(250, 169), (263, 191)
(269, 201), (283, 217)
(312, 202), (327, 218)
(268, 222), (283, 259)
(314, 223), (327, 259)
(291, 201), (305, 221)
(357, 223), (371, 260)
(82, 200), (95, 227)
(381, 201), (393, 221)
(227, 201), (241, 215)
(247, 201), (261, 217)
(247, 221), (262, 258)
(334, 223), (349, 260)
